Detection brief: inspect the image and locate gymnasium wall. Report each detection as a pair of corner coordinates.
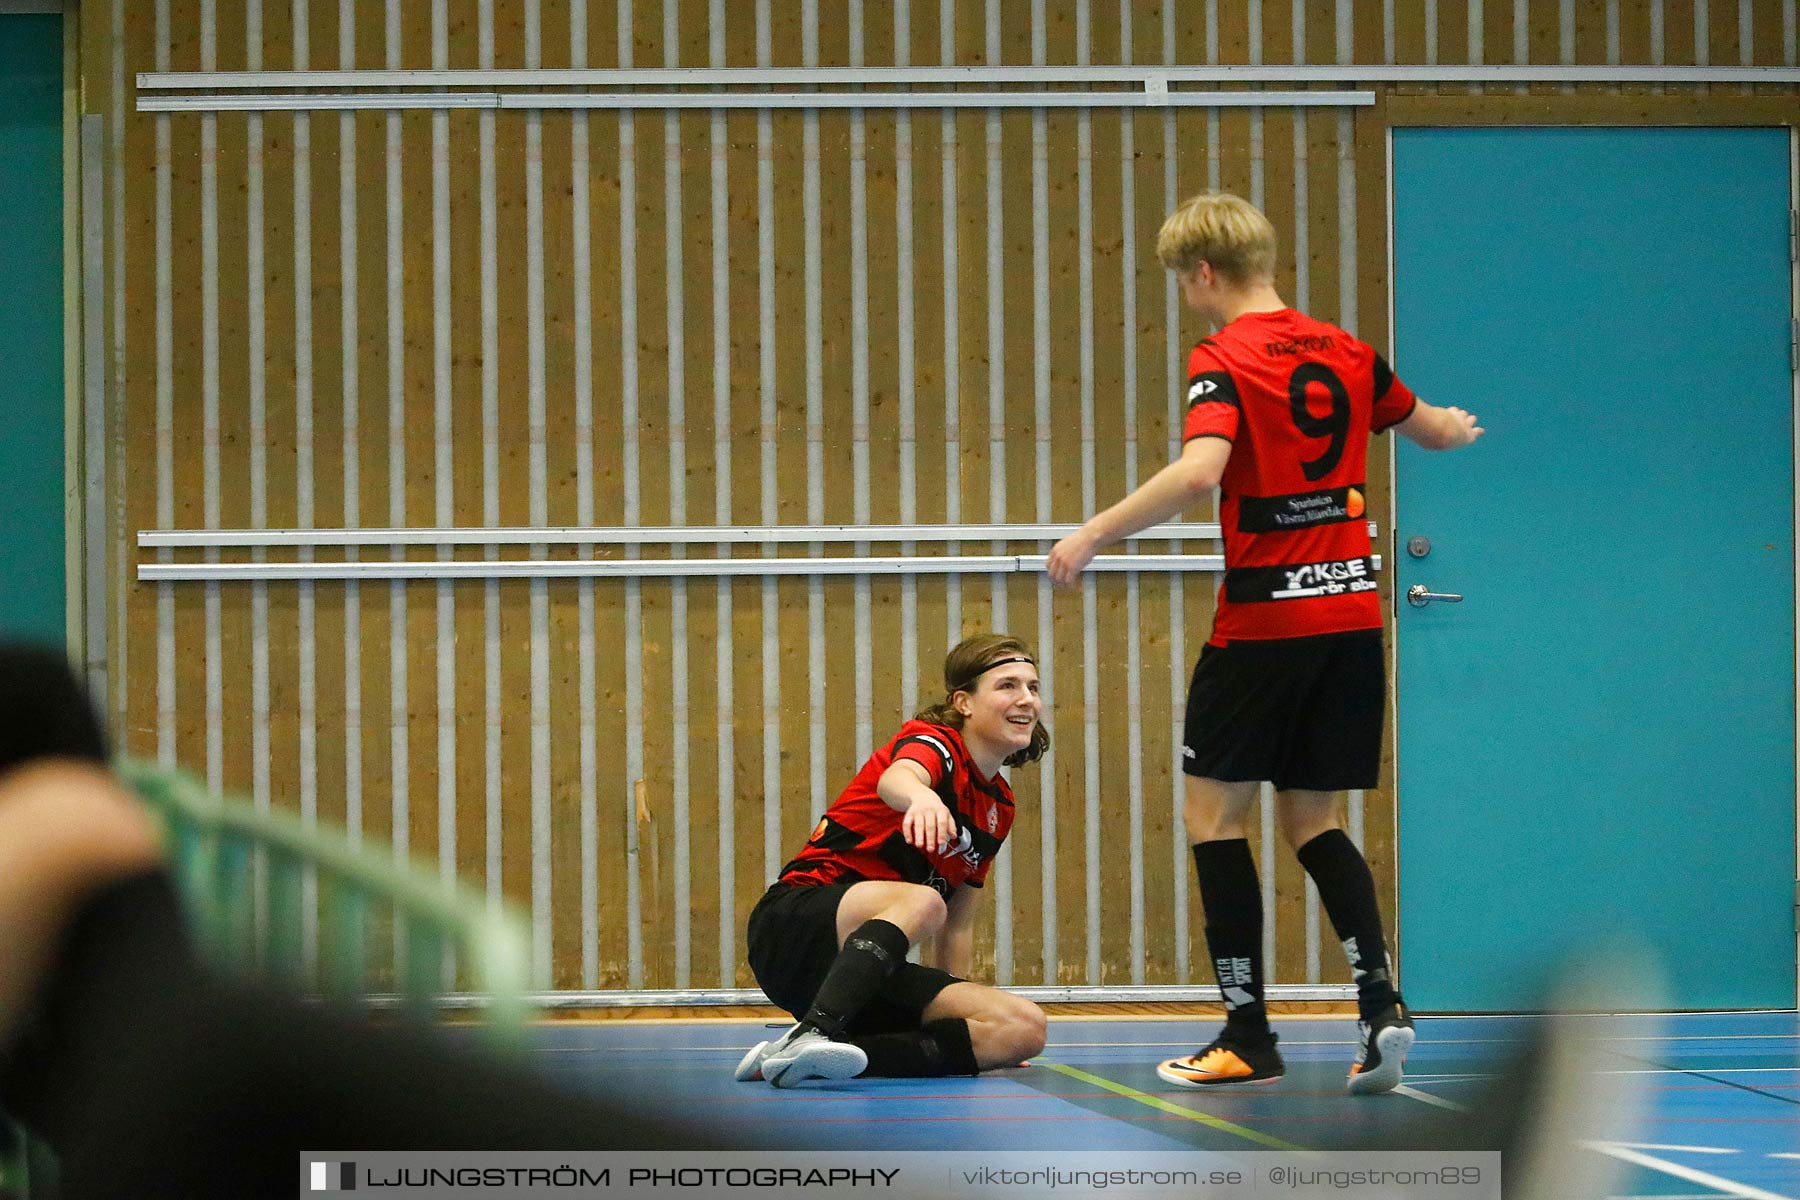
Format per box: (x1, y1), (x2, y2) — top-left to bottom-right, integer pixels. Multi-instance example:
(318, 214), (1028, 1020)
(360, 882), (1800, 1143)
(77, 1), (1798, 995)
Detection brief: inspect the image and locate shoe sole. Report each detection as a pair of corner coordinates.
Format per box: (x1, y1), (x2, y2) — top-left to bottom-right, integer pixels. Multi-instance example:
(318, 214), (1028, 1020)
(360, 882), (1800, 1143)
(1348, 1024), (1416, 1095)
(733, 1041), (770, 1082)
(766, 1042), (868, 1089)
(1156, 1059), (1283, 1089)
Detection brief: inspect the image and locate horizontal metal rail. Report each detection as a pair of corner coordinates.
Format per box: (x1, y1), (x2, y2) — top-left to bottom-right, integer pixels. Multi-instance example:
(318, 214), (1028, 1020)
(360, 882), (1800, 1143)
(137, 65), (1800, 89)
(138, 553), (1382, 582)
(137, 89), (1375, 113)
(138, 521), (1378, 549)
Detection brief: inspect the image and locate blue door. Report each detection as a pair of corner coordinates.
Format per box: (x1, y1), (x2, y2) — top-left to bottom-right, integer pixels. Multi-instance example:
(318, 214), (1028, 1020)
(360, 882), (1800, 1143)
(0, 13), (66, 647)
(1392, 127), (1797, 1011)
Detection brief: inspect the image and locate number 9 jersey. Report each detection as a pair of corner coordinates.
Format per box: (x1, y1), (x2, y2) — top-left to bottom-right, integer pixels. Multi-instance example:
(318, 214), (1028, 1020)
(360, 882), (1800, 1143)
(1181, 308), (1418, 644)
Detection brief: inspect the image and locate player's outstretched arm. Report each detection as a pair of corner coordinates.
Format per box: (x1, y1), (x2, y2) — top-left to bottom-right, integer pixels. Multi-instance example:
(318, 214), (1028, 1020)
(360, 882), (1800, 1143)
(1395, 399), (1484, 450)
(878, 759), (956, 853)
(1046, 436), (1231, 586)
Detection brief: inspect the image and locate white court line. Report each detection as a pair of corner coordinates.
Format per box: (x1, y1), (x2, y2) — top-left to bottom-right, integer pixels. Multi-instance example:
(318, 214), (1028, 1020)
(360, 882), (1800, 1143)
(536, 1046), (785, 1054)
(527, 1037), (1799, 1057)
(1392, 1084), (1467, 1112)
(1410, 1012), (1800, 1025)
(1585, 1143), (1798, 1200)
(1623, 1072), (1800, 1084)
(1608, 1142), (1739, 1154)
(1771, 1154), (1800, 1161)
(1044, 1039), (1363, 1048)
(1402, 1067), (1800, 1079)
(1358, 1033), (1800, 1047)
(1596, 1034), (1800, 1043)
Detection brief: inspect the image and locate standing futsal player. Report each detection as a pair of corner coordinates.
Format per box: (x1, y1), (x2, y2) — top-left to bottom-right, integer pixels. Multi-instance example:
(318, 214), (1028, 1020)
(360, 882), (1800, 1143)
(736, 635), (1050, 1087)
(1046, 192), (1481, 1093)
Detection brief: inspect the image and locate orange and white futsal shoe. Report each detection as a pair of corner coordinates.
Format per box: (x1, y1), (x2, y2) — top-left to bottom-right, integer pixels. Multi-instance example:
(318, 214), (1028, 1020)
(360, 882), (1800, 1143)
(1157, 1030), (1284, 1087)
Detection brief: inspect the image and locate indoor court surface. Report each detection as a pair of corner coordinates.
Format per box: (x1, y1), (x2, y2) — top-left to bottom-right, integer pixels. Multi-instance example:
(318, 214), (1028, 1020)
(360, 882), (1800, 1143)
(526, 1012), (1800, 1199)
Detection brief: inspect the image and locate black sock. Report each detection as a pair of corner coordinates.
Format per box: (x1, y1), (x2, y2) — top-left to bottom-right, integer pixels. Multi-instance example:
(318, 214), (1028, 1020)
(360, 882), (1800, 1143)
(799, 919), (910, 1038)
(1192, 839), (1268, 1038)
(851, 1018), (979, 1077)
(1295, 829), (1398, 1021)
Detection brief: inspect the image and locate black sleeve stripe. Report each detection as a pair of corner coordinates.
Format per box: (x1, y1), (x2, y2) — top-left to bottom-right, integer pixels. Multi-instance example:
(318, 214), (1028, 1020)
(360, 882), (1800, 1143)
(1372, 393), (1418, 434)
(808, 816), (863, 853)
(893, 733), (955, 782)
(1372, 353), (1395, 402)
(1186, 370), (1240, 410)
(1181, 431), (1235, 446)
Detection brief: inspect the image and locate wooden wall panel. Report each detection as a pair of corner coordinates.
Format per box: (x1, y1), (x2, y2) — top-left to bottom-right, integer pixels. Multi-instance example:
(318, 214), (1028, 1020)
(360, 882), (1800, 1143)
(92, 0), (1797, 997)
(722, 103), (763, 990)
(1750, 0), (1788, 65)
(1085, 100), (1126, 987)
(768, 84), (813, 982)
(164, 0), (201, 784)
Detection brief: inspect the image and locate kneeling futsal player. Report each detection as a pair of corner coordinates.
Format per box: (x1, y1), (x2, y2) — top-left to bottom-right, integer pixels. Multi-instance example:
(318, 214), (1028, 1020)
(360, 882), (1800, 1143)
(738, 635), (1050, 1088)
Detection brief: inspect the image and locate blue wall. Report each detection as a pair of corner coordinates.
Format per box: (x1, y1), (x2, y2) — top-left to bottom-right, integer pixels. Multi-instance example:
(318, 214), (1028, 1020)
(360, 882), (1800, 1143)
(0, 14), (66, 647)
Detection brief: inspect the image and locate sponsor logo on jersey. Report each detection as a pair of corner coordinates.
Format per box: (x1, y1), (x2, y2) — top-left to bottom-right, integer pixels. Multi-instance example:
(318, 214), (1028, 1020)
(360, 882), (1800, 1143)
(1238, 485), (1367, 533)
(1224, 557), (1379, 603)
(1274, 558), (1377, 598)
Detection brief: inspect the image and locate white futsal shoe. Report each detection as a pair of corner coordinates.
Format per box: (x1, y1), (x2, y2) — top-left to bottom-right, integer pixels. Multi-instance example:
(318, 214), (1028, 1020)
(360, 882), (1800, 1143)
(733, 1023), (820, 1082)
(734, 1037), (775, 1082)
(758, 1027), (867, 1088)
(1348, 1000), (1416, 1095)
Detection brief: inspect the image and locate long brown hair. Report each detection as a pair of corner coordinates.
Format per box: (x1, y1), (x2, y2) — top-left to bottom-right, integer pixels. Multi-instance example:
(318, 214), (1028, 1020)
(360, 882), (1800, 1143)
(912, 634), (1051, 768)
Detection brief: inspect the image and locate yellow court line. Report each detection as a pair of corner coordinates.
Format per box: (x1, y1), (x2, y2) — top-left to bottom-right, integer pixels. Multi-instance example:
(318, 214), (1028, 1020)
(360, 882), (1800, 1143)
(1041, 1062), (1306, 1152)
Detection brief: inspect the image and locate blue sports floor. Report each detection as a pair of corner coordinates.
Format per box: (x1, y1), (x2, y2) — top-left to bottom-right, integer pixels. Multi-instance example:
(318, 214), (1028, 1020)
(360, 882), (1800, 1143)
(528, 1012), (1799, 1198)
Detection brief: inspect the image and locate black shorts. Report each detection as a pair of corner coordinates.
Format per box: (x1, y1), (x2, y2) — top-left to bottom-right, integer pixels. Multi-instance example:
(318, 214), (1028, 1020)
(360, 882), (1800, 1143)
(1181, 628), (1384, 791)
(745, 880), (963, 1036)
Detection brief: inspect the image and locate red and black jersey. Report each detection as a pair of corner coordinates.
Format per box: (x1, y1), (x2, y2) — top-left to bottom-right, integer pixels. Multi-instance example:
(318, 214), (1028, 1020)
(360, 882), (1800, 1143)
(777, 720), (1015, 898)
(1181, 308), (1418, 643)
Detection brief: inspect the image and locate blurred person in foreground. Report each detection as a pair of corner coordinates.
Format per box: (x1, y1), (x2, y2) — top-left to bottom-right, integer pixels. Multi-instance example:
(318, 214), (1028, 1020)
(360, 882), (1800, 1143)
(0, 642), (1646, 1200)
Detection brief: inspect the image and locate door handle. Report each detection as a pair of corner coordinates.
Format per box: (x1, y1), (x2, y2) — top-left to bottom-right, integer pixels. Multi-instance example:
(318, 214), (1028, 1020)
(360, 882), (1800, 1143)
(1407, 585), (1464, 608)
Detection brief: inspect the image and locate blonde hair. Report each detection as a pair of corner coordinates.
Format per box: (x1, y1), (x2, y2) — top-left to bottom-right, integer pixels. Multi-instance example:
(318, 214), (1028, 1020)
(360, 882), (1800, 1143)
(912, 634), (1051, 768)
(1155, 191), (1278, 284)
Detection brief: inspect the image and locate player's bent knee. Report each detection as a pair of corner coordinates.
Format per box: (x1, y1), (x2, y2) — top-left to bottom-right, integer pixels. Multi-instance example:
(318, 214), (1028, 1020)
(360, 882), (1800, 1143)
(904, 885), (948, 935)
(851, 881), (950, 942)
(990, 996), (1047, 1061)
(1013, 1002), (1048, 1059)
(1185, 813), (1247, 844)
(1183, 801), (1246, 844)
